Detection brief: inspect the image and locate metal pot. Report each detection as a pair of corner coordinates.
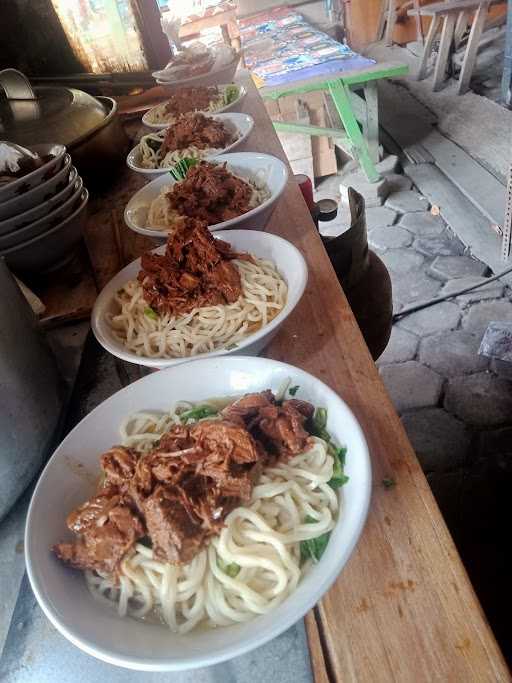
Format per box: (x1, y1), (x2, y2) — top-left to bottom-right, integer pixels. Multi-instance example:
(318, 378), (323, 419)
(0, 259), (64, 521)
(0, 68), (129, 186)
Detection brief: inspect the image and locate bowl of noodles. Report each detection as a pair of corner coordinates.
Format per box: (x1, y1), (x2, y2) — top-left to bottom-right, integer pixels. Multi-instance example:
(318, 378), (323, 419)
(124, 153), (288, 239)
(25, 355), (371, 671)
(127, 112), (254, 177)
(142, 84), (246, 130)
(91, 223), (307, 368)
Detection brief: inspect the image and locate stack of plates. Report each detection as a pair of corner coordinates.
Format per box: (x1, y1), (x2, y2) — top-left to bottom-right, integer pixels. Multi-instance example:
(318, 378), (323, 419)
(0, 143), (89, 274)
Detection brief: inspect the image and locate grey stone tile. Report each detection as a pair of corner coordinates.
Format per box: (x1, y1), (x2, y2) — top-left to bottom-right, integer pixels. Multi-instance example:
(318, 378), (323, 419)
(444, 372), (512, 426)
(398, 301), (461, 336)
(391, 269), (442, 305)
(462, 300), (512, 336)
(379, 361), (443, 412)
(385, 191), (430, 213)
(383, 173), (413, 193)
(377, 326), (419, 365)
(401, 408), (470, 472)
(379, 248), (425, 274)
(376, 154), (400, 174)
(419, 330), (489, 377)
(413, 234), (465, 258)
(429, 255), (488, 281)
(441, 276), (505, 304)
(369, 226), (412, 250)
(365, 206), (397, 230)
(399, 212), (446, 237)
(339, 171), (389, 208)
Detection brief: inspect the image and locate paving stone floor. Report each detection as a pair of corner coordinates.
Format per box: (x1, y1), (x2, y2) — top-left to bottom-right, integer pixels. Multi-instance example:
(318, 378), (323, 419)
(368, 174), (512, 661)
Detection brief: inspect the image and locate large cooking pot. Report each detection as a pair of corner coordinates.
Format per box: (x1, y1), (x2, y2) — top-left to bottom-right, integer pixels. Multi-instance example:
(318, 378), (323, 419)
(0, 69), (129, 186)
(0, 259), (64, 521)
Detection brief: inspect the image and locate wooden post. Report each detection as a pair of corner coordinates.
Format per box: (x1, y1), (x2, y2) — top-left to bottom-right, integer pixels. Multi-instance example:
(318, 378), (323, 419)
(433, 13), (457, 90)
(417, 14), (442, 79)
(457, 1), (491, 94)
(129, 0), (171, 71)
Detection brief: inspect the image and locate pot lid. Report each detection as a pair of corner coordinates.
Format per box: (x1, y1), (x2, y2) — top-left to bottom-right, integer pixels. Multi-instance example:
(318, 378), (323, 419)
(0, 69), (108, 148)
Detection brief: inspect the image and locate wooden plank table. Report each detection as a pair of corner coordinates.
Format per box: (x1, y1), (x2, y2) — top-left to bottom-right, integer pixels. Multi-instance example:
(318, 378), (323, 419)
(80, 71), (508, 680)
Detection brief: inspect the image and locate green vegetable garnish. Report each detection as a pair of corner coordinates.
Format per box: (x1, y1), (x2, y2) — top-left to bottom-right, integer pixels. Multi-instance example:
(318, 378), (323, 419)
(225, 343), (238, 350)
(310, 407), (330, 442)
(288, 385), (300, 396)
(169, 156), (199, 181)
(382, 477), (396, 489)
(328, 446), (349, 489)
(223, 84), (239, 105)
(217, 557), (241, 578)
(144, 307), (158, 320)
(300, 516), (331, 564)
(180, 405), (218, 423)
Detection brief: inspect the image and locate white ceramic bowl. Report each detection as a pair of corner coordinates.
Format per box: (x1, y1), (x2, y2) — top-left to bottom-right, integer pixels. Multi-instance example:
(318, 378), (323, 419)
(0, 143), (67, 203)
(152, 51), (241, 88)
(0, 154), (72, 222)
(126, 113), (254, 177)
(0, 176), (84, 249)
(142, 84), (247, 130)
(25, 355), (371, 671)
(91, 229), (307, 369)
(0, 166), (79, 236)
(124, 152), (289, 239)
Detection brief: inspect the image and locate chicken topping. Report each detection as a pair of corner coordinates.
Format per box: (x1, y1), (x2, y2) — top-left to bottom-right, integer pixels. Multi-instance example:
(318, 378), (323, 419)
(160, 112), (235, 155)
(166, 161), (254, 224)
(163, 86), (219, 118)
(53, 392), (315, 572)
(138, 217), (251, 317)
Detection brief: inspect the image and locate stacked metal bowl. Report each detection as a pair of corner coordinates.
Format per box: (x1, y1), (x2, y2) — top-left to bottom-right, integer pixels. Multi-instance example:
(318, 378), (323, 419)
(0, 143), (89, 275)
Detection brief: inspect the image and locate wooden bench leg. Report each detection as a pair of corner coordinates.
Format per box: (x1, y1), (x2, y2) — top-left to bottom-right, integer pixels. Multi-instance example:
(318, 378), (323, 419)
(363, 82), (380, 164)
(328, 79), (380, 183)
(384, 0), (397, 46)
(433, 13), (456, 91)
(457, 2), (490, 94)
(454, 10), (469, 48)
(418, 14), (441, 80)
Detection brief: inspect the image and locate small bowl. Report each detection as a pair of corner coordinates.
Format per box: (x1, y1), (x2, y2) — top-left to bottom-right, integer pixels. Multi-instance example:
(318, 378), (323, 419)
(0, 143), (66, 204)
(0, 166), (79, 236)
(124, 152), (289, 239)
(142, 84), (247, 131)
(153, 51), (241, 88)
(126, 112), (254, 177)
(0, 189), (88, 274)
(25, 355), (371, 671)
(0, 176), (84, 249)
(0, 154), (72, 222)
(91, 229), (307, 369)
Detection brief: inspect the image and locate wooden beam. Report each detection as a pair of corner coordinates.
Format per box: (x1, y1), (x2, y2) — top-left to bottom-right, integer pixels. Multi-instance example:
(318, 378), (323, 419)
(433, 13), (456, 90)
(457, 1), (492, 94)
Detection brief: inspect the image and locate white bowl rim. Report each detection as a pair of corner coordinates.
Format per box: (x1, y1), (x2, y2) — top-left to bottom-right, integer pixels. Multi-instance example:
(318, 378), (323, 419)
(25, 355), (372, 671)
(0, 153), (72, 216)
(0, 175), (84, 245)
(141, 84), (247, 130)
(0, 188), (89, 255)
(0, 143), (67, 201)
(91, 228), (308, 368)
(124, 151), (289, 239)
(126, 112), (255, 175)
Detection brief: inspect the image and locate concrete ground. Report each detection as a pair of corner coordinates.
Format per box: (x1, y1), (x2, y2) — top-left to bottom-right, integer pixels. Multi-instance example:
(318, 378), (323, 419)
(315, 161), (512, 662)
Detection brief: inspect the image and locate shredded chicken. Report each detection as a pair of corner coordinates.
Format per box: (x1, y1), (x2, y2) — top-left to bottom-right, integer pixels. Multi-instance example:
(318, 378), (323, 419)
(166, 161), (254, 224)
(138, 217), (252, 316)
(53, 392), (315, 572)
(163, 86), (220, 118)
(160, 112), (234, 155)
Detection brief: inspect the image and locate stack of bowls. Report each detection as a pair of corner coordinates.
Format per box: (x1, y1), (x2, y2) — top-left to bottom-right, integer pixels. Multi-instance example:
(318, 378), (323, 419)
(0, 143), (89, 275)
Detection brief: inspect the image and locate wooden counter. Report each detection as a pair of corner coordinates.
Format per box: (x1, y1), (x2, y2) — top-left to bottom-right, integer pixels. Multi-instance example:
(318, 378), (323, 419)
(235, 73), (509, 682)
(81, 72), (509, 681)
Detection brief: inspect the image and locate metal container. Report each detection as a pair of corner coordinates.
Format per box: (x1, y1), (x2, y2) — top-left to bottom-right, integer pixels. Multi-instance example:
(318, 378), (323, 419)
(0, 259), (64, 520)
(0, 69), (129, 186)
(321, 188), (393, 360)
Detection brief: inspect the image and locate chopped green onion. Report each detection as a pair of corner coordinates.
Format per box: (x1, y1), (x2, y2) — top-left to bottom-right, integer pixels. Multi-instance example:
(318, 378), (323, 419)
(288, 385), (300, 396)
(225, 343), (238, 350)
(180, 405), (218, 423)
(169, 156), (199, 181)
(223, 84), (239, 105)
(217, 557), (241, 577)
(382, 477), (396, 489)
(144, 307), (158, 320)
